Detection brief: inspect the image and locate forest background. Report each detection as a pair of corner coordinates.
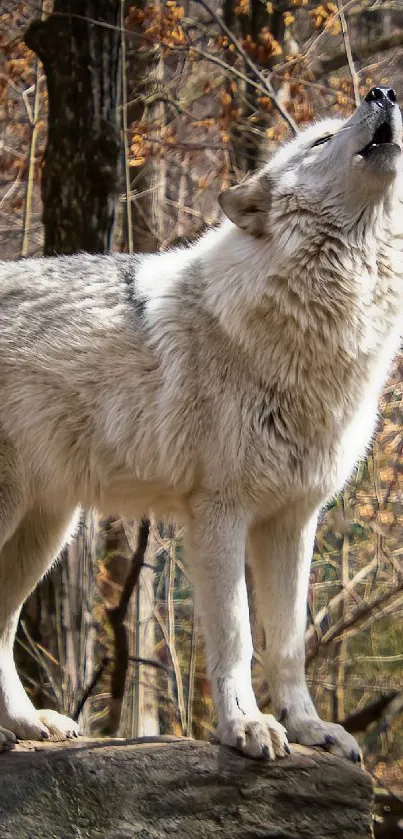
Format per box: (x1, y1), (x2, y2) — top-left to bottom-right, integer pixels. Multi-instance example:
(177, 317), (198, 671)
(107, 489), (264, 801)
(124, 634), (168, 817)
(0, 0), (402, 821)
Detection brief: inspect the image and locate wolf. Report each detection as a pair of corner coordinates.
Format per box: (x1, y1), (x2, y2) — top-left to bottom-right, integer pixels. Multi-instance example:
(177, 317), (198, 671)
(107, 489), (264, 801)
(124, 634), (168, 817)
(0, 87), (401, 760)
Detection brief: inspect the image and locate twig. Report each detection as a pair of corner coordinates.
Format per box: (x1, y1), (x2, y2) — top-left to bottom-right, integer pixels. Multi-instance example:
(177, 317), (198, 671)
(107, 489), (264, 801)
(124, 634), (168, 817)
(337, 0), (360, 106)
(21, 24), (43, 257)
(0, 169), (23, 208)
(120, 0), (133, 253)
(153, 602), (186, 730)
(186, 602), (197, 738)
(73, 653), (169, 721)
(192, 0), (297, 135)
(306, 578), (403, 663)
(334, 491), (350, 721)
(18, 618), (62, 706)
(341, 690), (399, 734)
(73, 658), (109, 722)
(370, 691), (403, 739)
(167, 536), (187, 731)
(182, 45), (287, 118)
(306, 556), (378, 652)
(313, 30), (403, 79)
(267, 0), (359, 79)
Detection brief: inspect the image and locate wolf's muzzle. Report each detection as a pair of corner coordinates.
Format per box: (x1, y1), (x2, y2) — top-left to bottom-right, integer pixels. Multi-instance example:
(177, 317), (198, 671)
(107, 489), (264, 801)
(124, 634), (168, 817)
(364, 87), (397, 108)
(358, 86), (401, 163)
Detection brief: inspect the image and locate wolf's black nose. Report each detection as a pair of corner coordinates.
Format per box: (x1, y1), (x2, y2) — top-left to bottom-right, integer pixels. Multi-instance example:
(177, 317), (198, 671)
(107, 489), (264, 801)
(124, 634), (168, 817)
(365, 87), (397, 106)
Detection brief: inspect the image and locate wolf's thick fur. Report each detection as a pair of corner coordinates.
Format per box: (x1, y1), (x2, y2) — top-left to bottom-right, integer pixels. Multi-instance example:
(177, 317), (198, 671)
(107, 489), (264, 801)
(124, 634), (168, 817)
(0, 90), (401, 758)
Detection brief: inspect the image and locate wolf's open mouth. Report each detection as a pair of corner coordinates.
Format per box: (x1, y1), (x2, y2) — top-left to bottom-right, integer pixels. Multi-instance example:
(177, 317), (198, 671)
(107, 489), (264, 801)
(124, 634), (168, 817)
(360, 122), (394, 156)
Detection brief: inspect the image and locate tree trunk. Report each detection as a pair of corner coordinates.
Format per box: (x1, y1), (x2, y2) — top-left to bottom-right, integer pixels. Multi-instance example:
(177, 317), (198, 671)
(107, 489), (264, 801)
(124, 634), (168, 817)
(21, 2), (121, 729)
(25, 1), (120, 255)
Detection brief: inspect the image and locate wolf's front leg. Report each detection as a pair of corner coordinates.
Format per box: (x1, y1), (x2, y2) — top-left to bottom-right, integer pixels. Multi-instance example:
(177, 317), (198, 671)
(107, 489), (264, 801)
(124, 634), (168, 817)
(0, 507), (80, 743)
(248, 509), (361, 762)
(186, 495), (288, 759)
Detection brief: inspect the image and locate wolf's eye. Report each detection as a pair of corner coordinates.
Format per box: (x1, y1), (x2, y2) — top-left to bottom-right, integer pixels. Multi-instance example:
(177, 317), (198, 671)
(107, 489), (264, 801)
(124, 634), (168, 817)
(311, 135), (332, 147)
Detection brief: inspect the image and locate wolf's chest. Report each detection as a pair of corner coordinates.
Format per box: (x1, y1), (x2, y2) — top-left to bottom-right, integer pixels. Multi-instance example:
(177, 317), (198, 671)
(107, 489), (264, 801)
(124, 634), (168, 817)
(241, 337), (396, 506)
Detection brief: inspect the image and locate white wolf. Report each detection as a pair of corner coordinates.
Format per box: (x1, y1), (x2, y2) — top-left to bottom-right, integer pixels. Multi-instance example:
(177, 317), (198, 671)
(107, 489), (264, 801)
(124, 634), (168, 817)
(0, 87), (401, 760)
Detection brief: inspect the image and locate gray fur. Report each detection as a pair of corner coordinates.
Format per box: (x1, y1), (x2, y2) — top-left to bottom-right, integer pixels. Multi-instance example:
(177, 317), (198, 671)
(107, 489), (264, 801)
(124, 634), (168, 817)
(0, 92), (401, 758)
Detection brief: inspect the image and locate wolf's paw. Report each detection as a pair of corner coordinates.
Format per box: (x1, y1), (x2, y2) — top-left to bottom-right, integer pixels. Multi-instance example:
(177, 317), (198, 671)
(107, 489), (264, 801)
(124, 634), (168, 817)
(219, 713), (289, 760)
(38, 710), (79, 741)
(0, 709), (79, 742)
(0, 711), (50, 742)
(0, 726), (17, 752)
(286, 717), (361, 763)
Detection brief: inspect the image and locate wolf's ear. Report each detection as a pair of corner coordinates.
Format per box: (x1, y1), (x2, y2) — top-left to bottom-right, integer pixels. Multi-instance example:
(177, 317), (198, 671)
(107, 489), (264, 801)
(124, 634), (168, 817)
(218, 173), (270, 237)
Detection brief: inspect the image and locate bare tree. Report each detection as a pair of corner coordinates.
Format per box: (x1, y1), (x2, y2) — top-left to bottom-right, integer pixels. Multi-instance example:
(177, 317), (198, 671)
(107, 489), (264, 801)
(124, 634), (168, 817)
(20, 0), (121, 731)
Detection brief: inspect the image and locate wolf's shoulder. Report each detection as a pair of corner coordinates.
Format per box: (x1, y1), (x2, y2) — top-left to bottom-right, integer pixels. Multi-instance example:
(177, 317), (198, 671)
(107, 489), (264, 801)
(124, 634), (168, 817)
(0, 252), (143, 303)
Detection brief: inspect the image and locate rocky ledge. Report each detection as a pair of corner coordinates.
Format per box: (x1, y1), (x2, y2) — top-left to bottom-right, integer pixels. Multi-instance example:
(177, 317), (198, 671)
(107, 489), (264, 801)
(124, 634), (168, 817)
(0, 736), (373, 838)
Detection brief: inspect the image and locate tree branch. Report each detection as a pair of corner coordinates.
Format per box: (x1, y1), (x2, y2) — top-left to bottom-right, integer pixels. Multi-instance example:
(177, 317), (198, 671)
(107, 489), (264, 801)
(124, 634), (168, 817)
(192, 0), (298, 134)
(341, 690), (399, 734)
(106, 518), (150, 733)
(73, 653), (170, 722)
(313, 30), (403, 78)
(306, 576), (403, 664)
(337, 0), (359, 106)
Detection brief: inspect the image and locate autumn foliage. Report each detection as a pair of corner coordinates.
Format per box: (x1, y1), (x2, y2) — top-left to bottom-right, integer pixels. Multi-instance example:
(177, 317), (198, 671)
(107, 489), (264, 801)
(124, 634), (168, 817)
(1, 1), (402, 816)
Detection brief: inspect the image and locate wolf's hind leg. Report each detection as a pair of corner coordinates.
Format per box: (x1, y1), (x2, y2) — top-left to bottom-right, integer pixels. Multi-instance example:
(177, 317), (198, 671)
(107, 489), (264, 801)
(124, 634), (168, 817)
(0, 441), (26, 553)
(185, 495), (288, 760)
(248, 509), (361, 762)
(0, 507), (80, 741)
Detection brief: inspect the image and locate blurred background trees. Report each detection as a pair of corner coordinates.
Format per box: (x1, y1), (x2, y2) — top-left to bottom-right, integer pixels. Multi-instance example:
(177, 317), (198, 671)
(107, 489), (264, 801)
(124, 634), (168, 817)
(0, 0), (402, 829)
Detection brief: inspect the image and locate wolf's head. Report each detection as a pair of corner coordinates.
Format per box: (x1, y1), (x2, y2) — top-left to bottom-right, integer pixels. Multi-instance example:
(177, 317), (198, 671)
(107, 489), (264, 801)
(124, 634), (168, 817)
(219, 87), (402, 237)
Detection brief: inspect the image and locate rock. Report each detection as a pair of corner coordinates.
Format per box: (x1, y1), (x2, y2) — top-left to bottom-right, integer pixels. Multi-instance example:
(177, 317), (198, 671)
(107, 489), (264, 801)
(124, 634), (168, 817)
(0, 736), (373, 838)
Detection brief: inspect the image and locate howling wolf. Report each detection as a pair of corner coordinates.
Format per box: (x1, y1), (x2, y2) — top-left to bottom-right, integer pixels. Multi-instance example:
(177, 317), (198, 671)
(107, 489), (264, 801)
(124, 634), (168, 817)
(0, 87), (401, 760)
